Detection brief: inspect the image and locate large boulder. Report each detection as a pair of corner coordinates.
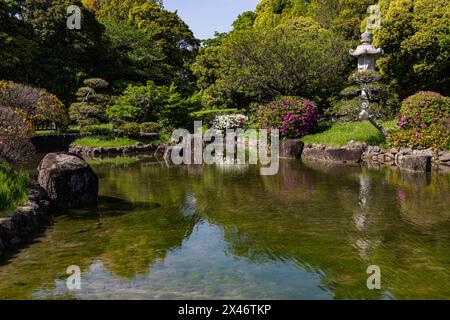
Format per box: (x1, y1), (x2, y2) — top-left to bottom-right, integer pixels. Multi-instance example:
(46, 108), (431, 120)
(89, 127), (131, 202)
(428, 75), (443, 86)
(279, 140), (304, 159)
(38, 152), (98, 208)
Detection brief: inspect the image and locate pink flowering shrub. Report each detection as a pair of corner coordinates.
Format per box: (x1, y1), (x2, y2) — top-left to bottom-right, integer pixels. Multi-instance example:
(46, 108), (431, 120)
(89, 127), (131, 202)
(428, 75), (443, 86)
(389, 92), (450, 150)
(257, 96), (319, 139)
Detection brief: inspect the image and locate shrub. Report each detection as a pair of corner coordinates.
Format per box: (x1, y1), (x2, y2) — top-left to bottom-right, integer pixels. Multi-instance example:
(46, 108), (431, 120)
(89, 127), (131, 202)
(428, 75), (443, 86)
(140, 122), (161, 133)
(106, 104), (143, 125)
(114, 81), (170, 123)
(388, 92), (450, 150)
(190, 109), (238, 124)
(257, 96), (319, 139)
(0, 80), (69, 130)
(118, 122), (141, 138)
(83, 78), (109, 91)
(69, 102), (108, 127)
(388, 124), (450, 150)
(0, 108), (34, 163)
(396, 92), (450, 130)
(69, 77), (111, 127)
(79, 124), (113, 136)
(211, 114), (248, 131)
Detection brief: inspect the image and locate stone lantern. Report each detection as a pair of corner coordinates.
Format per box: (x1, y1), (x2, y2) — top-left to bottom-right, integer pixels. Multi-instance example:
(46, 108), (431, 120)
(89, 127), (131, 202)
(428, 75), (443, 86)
(350, 29), (384, 72)
(350, 29), (384, 122)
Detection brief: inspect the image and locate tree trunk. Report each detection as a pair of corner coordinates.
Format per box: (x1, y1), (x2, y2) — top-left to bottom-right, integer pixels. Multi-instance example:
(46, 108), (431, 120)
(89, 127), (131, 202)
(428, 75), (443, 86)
(368, 115), (389, 137)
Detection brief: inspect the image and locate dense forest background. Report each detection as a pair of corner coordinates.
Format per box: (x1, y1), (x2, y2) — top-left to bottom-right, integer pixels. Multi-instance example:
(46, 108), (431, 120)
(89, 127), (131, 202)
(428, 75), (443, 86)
(1, 0), (449, 108)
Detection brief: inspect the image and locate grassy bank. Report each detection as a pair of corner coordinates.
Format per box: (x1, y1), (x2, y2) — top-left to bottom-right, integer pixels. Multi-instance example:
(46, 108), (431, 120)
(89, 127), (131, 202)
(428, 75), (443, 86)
(0, 163), (30, 214)
(301, 120), (398, 147)
(73, 136), (142, 148)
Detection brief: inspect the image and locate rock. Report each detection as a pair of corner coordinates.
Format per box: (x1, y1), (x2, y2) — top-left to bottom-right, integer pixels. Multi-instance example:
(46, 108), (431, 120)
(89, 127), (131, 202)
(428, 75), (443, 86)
(163, 146), (176, 166)
(439, 152), (450, 163)
(38, 152), (98, 209)
(399, 147), (412, 155)
(303, 145), (364, 163)
(397, 155), (432, 172)
(279, 140), (304, 159)
(390, 148), (398, 154)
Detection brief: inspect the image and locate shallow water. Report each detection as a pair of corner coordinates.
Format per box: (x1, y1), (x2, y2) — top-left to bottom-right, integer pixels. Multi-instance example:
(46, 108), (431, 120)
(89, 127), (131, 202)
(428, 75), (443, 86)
(0, 157), (449, 299)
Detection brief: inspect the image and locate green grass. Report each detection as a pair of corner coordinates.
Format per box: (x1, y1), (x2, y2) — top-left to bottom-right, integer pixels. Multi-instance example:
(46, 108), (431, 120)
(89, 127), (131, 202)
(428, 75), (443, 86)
(0, 163), (30, 214)
(86, 157), (142, 166)
(301, 120), (398, 147)
(73, 135), (142, 148)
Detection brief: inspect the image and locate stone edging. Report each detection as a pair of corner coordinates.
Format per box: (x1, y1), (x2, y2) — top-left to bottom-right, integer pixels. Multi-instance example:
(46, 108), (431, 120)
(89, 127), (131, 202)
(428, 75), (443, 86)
(286, 140), (450, 172)
(69, 143), (159, 156)
(0, 186), (50, 254)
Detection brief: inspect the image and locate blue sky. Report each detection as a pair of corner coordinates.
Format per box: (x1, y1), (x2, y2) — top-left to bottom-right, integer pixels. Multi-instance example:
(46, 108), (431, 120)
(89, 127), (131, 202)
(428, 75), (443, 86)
(164, 0), (260, 40)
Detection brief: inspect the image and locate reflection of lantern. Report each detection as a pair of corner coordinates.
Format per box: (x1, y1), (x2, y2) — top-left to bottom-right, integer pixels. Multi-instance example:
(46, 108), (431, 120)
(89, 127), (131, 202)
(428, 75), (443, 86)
(349, 29), (383, 71)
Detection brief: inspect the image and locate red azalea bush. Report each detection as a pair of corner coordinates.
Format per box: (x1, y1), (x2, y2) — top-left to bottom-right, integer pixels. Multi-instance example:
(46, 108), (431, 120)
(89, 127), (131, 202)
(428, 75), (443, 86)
(389, 91), (450, 150)
(257, 96), (319, 139)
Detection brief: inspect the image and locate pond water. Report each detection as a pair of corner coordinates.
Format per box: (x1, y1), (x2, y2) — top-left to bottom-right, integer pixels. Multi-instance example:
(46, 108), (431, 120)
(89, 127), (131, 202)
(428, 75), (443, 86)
(1, 157), (450, 299)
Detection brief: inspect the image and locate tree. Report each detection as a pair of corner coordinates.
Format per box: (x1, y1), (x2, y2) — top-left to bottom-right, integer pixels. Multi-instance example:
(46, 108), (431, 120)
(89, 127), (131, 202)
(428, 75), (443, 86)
(373, 0), (450, 97)
(86, 0), (199, 94)
(194, 17), (348, 107)
(69, 78), (111, 126)
(0, 0), (38, 84)
(19, 0), (108, 103)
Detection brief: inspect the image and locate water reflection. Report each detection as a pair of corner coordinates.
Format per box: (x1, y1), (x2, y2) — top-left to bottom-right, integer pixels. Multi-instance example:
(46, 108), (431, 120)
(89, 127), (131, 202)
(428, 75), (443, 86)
(0, 158), (449, 299)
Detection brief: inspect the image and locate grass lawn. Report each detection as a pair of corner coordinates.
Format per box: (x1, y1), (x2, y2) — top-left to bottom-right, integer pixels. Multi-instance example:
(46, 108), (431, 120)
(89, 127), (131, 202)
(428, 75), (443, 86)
(73, 136), (142, 148)
(301, 120), (398, 147)
(0, 163), (30, 215)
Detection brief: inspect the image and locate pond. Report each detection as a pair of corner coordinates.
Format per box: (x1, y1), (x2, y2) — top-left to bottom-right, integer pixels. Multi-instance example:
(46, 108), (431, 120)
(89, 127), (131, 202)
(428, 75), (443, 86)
(0, 157), (449, 299)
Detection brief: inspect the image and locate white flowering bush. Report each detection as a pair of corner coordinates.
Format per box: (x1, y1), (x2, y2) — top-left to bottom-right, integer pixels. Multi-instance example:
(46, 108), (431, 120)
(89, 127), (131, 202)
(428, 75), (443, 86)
(211, 114), (247, 130)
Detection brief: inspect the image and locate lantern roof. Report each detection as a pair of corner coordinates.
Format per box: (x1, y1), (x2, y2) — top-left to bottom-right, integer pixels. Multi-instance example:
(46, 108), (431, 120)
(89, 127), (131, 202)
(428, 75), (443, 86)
(349, 29), (384, 58)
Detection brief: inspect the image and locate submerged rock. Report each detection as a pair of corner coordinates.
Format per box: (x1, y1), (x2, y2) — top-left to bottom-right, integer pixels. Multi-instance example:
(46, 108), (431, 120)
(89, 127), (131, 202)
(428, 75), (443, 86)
(38, 152), (98, 208)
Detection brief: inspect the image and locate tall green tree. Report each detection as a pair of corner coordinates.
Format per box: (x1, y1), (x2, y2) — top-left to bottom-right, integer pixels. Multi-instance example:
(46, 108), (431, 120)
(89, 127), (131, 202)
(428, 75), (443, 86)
(86, 0), (199, 94)
(194, 17), (348, 107)
(373, 0), (450, 97)
(19, 0), (107, 103)
(0, 0), (38, 83)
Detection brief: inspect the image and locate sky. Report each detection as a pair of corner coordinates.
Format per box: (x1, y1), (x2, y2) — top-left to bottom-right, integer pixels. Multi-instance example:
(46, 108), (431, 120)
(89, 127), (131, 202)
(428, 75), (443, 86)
(164, 0), (260, 40)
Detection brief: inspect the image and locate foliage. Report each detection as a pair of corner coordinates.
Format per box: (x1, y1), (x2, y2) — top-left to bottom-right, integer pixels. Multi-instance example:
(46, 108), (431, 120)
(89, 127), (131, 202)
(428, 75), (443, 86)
(301, 120), (398, 146)
(91, 0), (199, 92)
(118, 122), (141, 138)
(193, 17), (348, 107)
(396, 92), (450, 130)
(211, 114), (248, 131)
(258, 96), (319, 139)
(0, 163), (30, 212)
(388, 91), (450, 150)
(328, 70), (399, 121)
(111, 81), (201, 128)
(373, 0), (450, 97)
(190, 109), (238, 124)
(106, 103), (143, 125)
(0, 80), (69, 129)
(0, 108), (34, 163)
(79, 123), (113, 135)
(73, 135), (141, 148)
(388, 124), (450, 151)
(69, 78), (111, 127)
(140, 122), (161, 133)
